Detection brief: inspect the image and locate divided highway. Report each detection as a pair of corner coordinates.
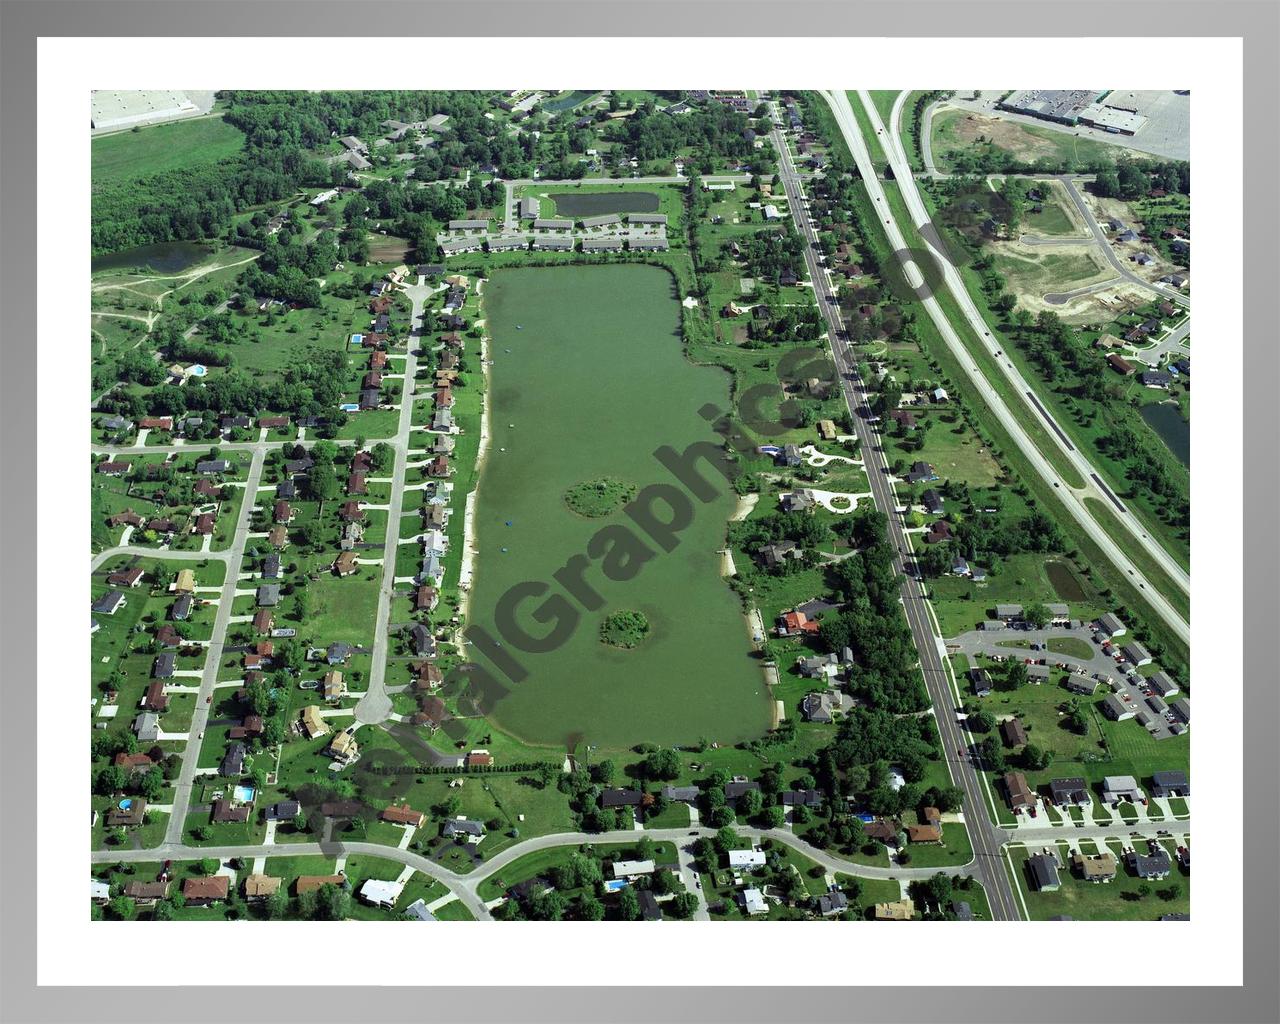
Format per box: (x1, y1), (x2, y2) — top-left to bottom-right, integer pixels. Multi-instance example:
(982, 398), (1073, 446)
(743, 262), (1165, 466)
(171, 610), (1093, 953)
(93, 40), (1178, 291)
(770, 114), (1022, 921)
(820, 90), (1189, 646)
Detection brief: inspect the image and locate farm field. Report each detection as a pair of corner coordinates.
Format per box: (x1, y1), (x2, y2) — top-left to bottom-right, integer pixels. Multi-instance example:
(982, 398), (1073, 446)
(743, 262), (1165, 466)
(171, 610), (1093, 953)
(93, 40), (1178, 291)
(469, 264), (774, 752)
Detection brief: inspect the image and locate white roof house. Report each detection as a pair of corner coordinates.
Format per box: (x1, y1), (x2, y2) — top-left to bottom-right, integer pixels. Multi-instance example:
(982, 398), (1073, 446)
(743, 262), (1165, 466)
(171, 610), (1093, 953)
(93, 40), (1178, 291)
(611, 859), (656, 879)
(728, 849), (767, 868)
(740, 887), (768, 915)
(358, 878), (405, 908)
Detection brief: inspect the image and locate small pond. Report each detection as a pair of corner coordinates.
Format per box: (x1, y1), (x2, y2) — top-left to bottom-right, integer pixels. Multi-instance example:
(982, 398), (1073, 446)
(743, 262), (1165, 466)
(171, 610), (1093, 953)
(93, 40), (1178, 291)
(543, 90), (597, 113)
(1045, 560), (1087, 602)
(92, 241), (213, 274)
(1139, 402), (1190, 468)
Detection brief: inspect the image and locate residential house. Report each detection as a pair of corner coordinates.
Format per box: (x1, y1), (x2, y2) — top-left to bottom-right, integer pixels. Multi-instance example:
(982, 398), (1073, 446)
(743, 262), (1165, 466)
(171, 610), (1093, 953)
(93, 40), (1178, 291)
(1071, 850), (1118, 883)
(1047, 777), (1089, 807)
(739, 888), (769, 915)
(1002, 771), (1036, 814)
(1028, 852), (1062, 891)
(1102, 775), (1144, 804)
(107, 567), (144, 588)
(817, 891), (848, 916)
(211, 797), (250, 823)
(442, 818), (486, 844)
(873, 900), (914, 921)
(133, 713), (160, 743)
(123, 879), (170, 905)
(381, 804), (426, 828)
(326, 729), (360, 764)
(141, 680), (169, 713)
(999, 717), (1028, 748)
(322, 670), (346, 702)
(969, 668), (993, 698)
(244, 874), (282, 901)
(300, 705), (329, 739)
(295, 875), (347, 896)
(1149, 770), (1190, 799)
(1128, 844), (1172, 880)
(106, 798), (148, 828)
(601, 788), (644, 808)
(182, 875), (230, 905)
(92, 591), (126, 616)
(801, 691), (836, 723)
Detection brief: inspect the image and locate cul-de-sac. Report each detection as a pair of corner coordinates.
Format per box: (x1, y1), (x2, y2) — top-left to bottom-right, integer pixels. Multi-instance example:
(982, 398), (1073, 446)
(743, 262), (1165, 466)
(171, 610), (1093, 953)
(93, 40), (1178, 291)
(89, 88), (1191, 923)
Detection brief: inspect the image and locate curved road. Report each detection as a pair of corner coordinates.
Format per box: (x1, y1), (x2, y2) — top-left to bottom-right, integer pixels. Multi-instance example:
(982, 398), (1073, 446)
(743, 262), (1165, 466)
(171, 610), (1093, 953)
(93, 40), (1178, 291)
(827, 90), (1189, 644)
(91, 823), (977, 923)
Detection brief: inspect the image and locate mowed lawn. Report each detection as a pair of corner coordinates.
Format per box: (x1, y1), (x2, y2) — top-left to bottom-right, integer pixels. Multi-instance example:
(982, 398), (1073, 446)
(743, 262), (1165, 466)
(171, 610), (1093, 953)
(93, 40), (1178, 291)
(92, 116), (245, 187)
(471, 265), (774, 752)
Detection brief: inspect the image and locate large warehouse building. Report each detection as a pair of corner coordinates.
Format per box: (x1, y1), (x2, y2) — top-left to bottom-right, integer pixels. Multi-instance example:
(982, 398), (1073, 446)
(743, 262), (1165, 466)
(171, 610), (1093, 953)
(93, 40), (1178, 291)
(90, 90), (214, 134)
(999, 89), (1107, 125)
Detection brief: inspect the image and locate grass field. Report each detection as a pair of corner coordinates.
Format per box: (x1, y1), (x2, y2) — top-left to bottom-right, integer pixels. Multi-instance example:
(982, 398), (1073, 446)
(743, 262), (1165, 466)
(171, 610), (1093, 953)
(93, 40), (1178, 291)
(92, 116), (245, 187)
(468, 265), (773, 753)
(991, 249), (1112, 301)
(1024, 182), (1084, 237)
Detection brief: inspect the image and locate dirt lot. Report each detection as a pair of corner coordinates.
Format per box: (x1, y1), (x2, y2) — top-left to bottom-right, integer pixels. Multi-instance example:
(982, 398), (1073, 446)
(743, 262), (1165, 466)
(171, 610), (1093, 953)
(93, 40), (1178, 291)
(945, 110), (1066, 162)
(366, 234), (411, 263)
(990, 237), (1163, 324)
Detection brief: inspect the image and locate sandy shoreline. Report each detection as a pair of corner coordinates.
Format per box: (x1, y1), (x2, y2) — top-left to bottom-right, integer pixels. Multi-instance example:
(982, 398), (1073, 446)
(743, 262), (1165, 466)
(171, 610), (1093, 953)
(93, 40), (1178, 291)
(456, 329), (492, 624)
(729, 491), (759, 522)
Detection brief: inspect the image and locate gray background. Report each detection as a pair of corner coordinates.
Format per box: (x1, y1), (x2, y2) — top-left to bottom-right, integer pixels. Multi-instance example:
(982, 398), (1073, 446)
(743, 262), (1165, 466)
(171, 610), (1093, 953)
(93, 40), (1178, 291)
(1, 2), (1275, 1022)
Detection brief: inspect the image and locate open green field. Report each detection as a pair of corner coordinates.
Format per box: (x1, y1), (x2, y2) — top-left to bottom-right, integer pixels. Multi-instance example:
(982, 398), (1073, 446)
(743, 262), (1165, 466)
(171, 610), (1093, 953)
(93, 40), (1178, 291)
(1024, 181), (1085, 237)
(468, 265), (774, 752)
(992, 249), (1112, 300)
(92, 116), (245, 187)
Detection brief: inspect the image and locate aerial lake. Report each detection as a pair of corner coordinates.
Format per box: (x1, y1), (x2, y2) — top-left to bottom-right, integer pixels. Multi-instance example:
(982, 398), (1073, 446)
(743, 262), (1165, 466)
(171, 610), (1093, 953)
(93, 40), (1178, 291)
(92, 241), (213, 274)
(469, 265), (773, 752)
(1140, 401), (1190, 468)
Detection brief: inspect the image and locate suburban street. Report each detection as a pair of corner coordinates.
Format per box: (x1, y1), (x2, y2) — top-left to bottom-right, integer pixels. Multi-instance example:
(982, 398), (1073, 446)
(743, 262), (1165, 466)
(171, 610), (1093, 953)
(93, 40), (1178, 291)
(821, 90), (1190, 645)
(354, 280), (429, 726)
(161, 447), (266, 844)
(91, 821), (986, 923)
(770, 111), (1022, 922)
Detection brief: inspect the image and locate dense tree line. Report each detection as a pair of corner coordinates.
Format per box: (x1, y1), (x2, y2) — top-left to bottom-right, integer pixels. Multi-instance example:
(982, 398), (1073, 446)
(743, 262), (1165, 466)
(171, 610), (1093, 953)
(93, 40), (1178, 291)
(815, 508), (929, 712)
(732, 225), (807, 285)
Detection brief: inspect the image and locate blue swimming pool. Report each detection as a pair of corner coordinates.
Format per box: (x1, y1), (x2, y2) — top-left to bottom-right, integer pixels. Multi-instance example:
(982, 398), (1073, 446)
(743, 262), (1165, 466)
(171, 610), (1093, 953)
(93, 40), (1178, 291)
(117, 798), (133, 810)
(233, 785), (256, 803)
(603, 879), (629, 893)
